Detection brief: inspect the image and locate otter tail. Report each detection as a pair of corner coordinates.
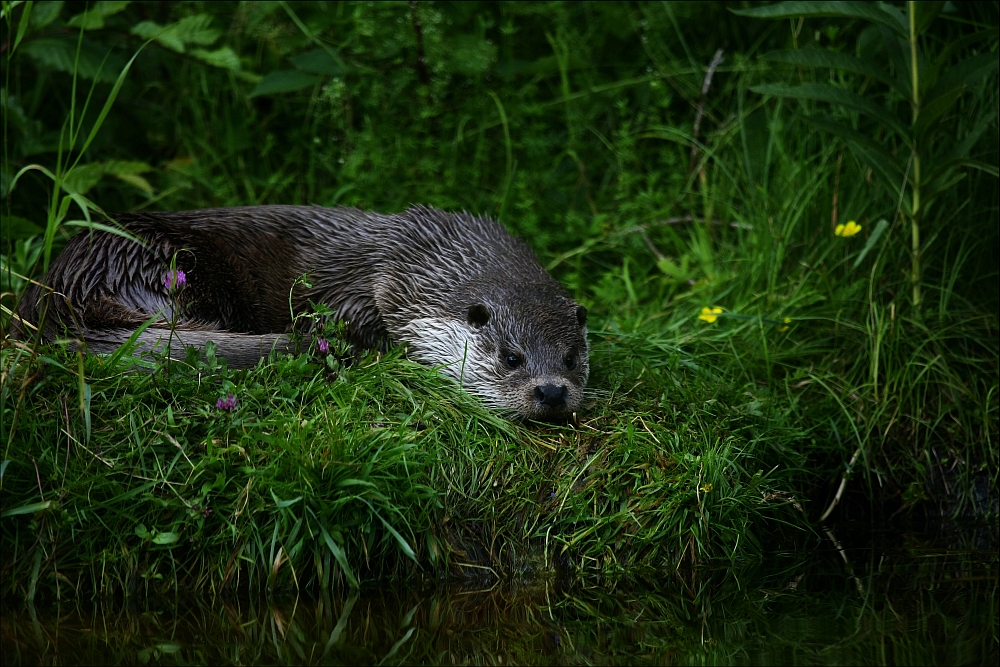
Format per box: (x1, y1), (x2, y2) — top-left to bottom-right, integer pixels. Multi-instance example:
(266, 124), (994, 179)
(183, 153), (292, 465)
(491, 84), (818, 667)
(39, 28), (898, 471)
(80, 327), (295, 369)
(12, 287), (294, 369)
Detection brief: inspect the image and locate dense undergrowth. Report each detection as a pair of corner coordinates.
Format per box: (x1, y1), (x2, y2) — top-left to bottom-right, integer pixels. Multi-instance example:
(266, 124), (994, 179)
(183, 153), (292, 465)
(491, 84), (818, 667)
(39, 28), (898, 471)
(1, 1), (997, 599)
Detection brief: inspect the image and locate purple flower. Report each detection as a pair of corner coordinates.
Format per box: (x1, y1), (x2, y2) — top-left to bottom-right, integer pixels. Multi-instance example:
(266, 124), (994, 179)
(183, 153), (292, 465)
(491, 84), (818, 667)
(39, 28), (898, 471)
(216, 394), (238, 412)
(164, 270), (187, 290)
(317, 338), (330, 353)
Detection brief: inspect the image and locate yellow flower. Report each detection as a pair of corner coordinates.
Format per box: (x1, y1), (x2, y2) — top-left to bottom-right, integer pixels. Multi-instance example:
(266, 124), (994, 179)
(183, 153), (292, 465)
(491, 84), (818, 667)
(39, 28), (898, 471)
(779, 317), (791, 332)
(700, 483), (713, 493)
(834, 220), (862, 237)
(698, 306), (723, 323)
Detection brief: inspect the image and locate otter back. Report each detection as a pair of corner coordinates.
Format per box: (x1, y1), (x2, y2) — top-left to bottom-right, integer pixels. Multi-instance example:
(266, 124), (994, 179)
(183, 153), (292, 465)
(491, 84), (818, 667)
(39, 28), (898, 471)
(17, 206), (589, 419)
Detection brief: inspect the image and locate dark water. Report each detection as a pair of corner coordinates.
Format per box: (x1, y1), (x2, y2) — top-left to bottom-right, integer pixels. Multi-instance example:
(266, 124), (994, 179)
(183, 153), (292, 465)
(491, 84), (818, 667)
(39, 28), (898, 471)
(3, 524), (997, 666)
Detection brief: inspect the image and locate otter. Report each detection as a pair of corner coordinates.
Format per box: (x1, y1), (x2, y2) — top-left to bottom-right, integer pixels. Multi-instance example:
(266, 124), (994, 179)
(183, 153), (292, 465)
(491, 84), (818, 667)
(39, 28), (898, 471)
(16, 205), (589, 420)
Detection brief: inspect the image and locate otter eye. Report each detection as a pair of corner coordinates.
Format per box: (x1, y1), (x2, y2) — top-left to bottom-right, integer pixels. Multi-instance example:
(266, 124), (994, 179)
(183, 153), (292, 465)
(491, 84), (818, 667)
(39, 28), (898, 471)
(564, 354), (576, 371)
(503, 351), (523, 370)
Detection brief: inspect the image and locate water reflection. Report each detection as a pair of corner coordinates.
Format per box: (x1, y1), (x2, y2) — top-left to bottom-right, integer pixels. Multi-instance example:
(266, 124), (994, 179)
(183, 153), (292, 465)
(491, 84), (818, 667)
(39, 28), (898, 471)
(2, 524), (996, 665)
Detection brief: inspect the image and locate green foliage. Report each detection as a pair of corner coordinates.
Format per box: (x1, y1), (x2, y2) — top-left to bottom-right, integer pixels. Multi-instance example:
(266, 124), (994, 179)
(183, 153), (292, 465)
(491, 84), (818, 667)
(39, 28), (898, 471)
(0, 325), (802, 598)
(735, 0), (999, 306)
(1, 1), (997, 598)
(4, 4), (147, 275)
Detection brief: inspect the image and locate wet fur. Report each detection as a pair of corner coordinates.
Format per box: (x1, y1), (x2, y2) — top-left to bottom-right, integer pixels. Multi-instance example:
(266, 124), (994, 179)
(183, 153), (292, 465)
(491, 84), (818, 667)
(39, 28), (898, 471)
(17, 206), (589, 419)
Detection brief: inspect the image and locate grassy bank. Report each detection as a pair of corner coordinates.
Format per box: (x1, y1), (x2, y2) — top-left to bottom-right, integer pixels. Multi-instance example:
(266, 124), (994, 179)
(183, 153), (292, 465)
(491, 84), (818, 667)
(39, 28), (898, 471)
(2, 2), (997, 599)
(1, 325), (805, 598)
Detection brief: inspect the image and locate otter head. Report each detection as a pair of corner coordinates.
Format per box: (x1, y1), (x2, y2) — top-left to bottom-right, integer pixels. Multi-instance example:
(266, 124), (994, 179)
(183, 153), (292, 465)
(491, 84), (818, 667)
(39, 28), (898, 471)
(396, 287), (589, 421)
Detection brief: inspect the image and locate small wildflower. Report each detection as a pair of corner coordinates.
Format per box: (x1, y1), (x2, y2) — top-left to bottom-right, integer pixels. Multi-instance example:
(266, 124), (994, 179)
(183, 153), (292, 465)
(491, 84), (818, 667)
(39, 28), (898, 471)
(216, 394), (238, 412)
(164, 269), (187, 289)
(317, 338), (330, 353)
(698, 306), (723, 323)
(700, 483), (713, 493)
(834, 221), (862, 237)
(779, 317), (791, 333)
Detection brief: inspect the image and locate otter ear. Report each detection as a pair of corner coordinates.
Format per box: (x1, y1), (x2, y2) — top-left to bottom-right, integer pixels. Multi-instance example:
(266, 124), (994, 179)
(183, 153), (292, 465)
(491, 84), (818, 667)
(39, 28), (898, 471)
(575, 305), (588, 327)
(467, 303), (490, 329)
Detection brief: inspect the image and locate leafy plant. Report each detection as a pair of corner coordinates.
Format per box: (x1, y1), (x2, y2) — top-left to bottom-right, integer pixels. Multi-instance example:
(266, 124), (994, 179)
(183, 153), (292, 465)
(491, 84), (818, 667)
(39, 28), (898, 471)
(4, 4), (145, 284)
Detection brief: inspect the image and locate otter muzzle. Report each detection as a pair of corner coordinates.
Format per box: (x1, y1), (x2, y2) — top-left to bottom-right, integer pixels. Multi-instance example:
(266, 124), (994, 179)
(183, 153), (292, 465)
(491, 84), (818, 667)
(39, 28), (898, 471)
(534, 383), (568, 408)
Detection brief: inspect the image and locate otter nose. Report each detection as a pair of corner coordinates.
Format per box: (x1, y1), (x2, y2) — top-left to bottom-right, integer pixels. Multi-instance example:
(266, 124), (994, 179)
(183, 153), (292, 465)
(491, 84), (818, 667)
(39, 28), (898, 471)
(534, 384), (567, 408)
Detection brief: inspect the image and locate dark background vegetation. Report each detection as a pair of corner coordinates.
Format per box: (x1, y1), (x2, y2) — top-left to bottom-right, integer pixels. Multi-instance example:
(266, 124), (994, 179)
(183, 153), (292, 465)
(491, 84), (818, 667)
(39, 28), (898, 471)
(1, 1), (997, 599)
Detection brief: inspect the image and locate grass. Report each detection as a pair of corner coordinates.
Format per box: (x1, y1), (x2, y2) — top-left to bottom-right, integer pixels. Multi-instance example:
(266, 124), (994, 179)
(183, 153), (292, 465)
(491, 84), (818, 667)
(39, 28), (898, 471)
(0, 323), (805, 599)
(1, 1), (997, 599)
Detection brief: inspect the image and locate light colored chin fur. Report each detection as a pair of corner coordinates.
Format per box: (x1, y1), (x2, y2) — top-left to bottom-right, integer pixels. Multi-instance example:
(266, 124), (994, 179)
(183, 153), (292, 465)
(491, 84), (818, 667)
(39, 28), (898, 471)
(396, 317), (507, 409)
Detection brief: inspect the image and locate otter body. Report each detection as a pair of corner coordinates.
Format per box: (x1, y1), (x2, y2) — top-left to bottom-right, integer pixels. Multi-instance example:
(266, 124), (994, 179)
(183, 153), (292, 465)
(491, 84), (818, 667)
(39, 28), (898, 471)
(18, 206), (589, 419)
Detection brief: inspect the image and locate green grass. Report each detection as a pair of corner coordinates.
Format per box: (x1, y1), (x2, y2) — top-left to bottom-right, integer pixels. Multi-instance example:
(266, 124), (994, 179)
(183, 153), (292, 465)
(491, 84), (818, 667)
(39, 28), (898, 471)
(1, 1), (997, 599)
(0, 324), (805, 598)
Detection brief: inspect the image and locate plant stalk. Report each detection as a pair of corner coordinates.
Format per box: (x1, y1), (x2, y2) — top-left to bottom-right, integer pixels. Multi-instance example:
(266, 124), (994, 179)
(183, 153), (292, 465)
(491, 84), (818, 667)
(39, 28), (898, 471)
(908, 1), (922, 307)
